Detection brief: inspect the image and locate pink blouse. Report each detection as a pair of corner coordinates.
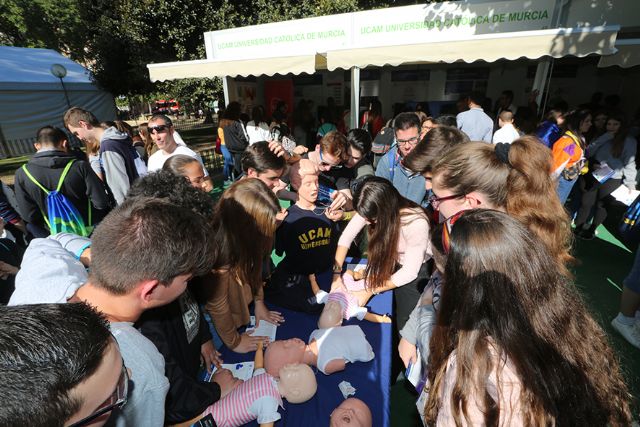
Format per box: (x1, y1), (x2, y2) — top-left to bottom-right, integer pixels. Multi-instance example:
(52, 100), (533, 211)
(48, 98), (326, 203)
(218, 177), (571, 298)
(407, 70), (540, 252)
(337, 209), (431, 287)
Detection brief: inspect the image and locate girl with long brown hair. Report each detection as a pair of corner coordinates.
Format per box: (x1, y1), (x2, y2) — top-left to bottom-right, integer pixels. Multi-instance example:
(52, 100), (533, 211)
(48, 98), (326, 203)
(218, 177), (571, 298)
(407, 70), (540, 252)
(430, 137), (574, 276)
(332, 176), (431, 330)
(200, 178), (284, 353)
(423, 209), (631, 425)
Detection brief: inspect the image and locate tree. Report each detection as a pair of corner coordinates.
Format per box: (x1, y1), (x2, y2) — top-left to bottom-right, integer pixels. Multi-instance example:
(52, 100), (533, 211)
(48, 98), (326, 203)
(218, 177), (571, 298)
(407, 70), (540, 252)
(1, 0), (397, 99)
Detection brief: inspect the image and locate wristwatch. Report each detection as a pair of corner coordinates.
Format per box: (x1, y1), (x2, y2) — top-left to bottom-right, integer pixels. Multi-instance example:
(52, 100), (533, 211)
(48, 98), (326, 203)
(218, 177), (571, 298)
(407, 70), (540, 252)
(332, 264), (342, 274)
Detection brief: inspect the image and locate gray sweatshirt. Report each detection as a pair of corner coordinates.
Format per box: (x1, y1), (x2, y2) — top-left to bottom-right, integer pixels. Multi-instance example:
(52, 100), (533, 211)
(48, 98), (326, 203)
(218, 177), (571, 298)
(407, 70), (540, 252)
(9, 234), (169, 427)
(587, 133), (637, 190)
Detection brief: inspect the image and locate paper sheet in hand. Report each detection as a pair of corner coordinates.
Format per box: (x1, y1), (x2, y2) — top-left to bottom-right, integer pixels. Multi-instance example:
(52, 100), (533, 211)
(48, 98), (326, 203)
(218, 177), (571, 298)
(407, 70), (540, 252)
(592, 162), (615, 183)
(247, 320), (277, 342)
(208, 362), (255, 382)
(611, 185), (640, 206)
(405, 349), (423, 388)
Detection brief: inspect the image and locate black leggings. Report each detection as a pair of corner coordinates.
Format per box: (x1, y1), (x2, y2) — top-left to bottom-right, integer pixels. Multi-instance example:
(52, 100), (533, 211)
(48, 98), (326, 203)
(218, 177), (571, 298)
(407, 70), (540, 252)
(574, 175), (622, 230)
(393, 262), (430, 332)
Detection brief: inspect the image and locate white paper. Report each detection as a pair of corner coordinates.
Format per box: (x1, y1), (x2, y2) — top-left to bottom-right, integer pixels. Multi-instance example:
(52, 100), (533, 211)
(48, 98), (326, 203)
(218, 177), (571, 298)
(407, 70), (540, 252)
(211, 362), (255, 381)
(406, 349), (423, 388)
(247, 320), (277, 342)
(611, 185), (640, 206)
(592, 162), (615, 183)
(338, 380), (356, 398)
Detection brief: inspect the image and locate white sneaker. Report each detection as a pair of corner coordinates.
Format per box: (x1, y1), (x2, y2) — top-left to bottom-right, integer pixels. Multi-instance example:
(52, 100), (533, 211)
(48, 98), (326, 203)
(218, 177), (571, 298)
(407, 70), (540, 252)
(611, 317), (640, 349)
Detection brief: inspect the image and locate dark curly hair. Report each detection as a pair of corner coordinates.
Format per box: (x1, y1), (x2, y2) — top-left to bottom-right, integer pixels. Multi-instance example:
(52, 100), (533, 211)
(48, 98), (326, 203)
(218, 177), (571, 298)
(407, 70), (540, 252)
(126, 170), (214, 218)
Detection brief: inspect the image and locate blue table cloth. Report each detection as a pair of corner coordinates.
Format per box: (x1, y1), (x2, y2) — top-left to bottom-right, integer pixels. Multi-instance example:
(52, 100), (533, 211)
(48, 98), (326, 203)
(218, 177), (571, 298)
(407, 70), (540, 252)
(217, 267), (392, 427)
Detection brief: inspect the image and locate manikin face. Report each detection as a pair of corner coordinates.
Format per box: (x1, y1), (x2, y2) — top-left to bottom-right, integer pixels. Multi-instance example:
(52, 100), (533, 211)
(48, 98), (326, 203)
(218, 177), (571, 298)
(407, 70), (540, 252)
(264, 338), (306, 377)
(395, 127), (420, 157)
(330, 398), (373, 427)
(65, 339), (124, 427)
(318, 300), (343, 329)
(298, 173), (319, 205)
(148, 119), (175, 151)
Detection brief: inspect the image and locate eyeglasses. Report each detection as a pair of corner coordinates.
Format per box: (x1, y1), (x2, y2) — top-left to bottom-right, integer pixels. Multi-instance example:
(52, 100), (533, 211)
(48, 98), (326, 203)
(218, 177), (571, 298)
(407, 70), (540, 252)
(442, 210), (465, 254)
(396, 136), (419, 146)
(428, 193), (465, 209)
(68, 361), (129, 427)
(319, 149), (342, 169)
(148, 125), (170, 134)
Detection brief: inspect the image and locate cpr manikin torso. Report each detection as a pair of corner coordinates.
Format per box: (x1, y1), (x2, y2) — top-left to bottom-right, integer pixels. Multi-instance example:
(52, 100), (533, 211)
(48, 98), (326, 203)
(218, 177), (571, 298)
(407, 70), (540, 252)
(312, 270), (391, 328)
(264, 326), (374, 376)
(203, 342), (317, 427)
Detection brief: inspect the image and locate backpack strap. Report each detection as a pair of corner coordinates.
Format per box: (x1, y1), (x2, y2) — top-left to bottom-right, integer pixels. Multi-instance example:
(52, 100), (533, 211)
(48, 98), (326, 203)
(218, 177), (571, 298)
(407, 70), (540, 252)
(21, 165), (50, 194)
(56, 160), (75, 192)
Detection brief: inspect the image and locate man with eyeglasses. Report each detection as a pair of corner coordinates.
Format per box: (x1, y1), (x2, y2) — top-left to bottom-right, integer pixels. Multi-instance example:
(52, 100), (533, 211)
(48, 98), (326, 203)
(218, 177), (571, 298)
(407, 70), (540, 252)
(9, 197), (216, 427)
(0, 303), (127, 427)
(375, 112), (427, 205)
(64, 107), (145, 205)
(146, 114), (209, 178)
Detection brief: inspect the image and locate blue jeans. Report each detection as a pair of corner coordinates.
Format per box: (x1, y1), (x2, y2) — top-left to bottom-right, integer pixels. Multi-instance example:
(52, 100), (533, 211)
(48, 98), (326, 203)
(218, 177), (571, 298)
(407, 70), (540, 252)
(557, 176), (578, 205)
(220, 145), (234, 181)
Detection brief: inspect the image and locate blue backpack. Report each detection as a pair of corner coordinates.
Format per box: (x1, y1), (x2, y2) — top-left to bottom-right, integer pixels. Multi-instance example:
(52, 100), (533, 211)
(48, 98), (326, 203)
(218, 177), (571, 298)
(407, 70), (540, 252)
(22, 160), (91, 236)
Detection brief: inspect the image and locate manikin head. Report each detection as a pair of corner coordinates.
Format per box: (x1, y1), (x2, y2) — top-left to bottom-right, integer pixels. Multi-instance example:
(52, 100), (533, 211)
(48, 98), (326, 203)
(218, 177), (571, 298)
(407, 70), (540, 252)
(277, 363), (317, 404)
(291, 159), (319, 202)
(318, 300), (343, 329)
(264, 338), (307, 377)
(330, 398), (373, 427)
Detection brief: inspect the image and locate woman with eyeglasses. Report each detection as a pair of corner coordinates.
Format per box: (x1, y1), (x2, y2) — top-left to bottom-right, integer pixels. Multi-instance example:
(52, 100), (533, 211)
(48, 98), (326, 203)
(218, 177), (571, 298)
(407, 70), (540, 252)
(331, 176), (431, 331)
(429, 136), (574, 277)
(422, 209), (631, 425)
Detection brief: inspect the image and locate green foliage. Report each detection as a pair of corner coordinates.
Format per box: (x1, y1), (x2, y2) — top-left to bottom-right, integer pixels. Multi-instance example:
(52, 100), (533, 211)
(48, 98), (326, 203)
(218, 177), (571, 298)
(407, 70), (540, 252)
(1, 0), (398, 102)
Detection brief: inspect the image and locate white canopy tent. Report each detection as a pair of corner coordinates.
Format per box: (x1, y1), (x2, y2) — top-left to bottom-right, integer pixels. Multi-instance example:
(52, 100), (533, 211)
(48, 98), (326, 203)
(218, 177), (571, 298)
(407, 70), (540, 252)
(147, 0), (623, 128)
(0, 46), (116, 157)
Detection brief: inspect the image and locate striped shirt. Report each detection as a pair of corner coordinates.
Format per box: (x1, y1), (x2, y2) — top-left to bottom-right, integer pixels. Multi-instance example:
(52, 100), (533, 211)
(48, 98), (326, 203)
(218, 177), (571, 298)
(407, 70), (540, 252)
(206, 369), (282, 426)
(328, 291), (367, 321)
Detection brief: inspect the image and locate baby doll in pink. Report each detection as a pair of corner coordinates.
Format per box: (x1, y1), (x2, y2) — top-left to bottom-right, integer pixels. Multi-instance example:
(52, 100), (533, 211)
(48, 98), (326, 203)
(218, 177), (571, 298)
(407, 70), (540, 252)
(200, 341), (317, 427)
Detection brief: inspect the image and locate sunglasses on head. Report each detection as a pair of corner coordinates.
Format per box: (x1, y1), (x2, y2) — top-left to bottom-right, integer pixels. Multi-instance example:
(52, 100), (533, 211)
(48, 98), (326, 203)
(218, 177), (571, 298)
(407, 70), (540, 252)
(148, 124), (170, 134)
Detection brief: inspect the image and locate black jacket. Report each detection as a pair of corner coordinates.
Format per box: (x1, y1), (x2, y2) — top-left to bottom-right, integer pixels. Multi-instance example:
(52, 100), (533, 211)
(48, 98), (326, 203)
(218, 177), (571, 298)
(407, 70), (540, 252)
(138, 290), (221, 424)
(14, 150), (112, 235)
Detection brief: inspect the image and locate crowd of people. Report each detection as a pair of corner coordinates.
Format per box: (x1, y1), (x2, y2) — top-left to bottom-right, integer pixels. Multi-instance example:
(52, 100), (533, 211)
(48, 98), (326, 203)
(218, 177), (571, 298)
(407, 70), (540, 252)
(0, 88), (638, 426)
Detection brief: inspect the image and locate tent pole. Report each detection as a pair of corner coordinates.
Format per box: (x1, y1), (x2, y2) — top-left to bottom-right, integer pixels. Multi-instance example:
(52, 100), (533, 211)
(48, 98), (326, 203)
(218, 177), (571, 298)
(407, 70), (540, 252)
(223, 76), (231, 107)
(350, 66), (360, 130)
